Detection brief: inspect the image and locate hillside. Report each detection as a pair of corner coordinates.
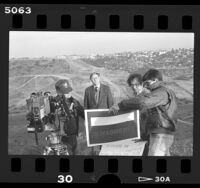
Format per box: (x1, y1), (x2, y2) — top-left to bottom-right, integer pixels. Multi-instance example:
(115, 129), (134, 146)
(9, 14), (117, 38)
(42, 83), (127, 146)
(80, 48), (193, 78)
(8, 49), (193, 156)
(9, 49), (193, 113)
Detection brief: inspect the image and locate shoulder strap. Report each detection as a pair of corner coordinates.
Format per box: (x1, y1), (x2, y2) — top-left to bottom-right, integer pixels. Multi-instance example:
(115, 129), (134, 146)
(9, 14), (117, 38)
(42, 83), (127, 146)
(61, 95), (71, 119)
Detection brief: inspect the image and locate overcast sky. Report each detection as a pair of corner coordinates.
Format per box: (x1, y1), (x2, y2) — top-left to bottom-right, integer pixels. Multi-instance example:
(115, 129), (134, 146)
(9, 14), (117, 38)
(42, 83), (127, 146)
(9, 31), (194, 58)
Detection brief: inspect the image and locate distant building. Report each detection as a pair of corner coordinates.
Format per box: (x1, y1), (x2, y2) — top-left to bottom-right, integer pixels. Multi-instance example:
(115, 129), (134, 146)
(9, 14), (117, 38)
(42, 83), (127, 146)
(159, 50), (167, 55)
(56, 55), (66, 60)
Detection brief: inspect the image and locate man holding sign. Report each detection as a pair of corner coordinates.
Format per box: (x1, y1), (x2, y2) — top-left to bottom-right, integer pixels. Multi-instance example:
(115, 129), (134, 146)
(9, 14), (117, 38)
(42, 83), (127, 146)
(126, 73), (150, 141)
(111, 69), (177, 156)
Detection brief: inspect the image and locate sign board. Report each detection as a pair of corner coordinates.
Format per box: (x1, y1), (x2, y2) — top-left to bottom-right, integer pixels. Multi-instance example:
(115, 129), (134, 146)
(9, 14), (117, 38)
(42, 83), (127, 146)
(99, 139), (147, 156)
(84, 109), (141, 147)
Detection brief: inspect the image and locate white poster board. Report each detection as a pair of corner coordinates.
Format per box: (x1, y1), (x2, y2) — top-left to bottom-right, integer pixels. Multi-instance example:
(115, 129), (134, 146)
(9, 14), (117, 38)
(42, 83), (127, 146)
(99, 139), (147, 156)
(84, 109), (141, 147)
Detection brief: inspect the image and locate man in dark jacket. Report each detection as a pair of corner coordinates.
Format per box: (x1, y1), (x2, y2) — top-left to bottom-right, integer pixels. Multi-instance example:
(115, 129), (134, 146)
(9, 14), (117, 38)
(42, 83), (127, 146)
(55, 79), (84, 155)
(84, 72), (114, 109)
(111, 69), (177, 156)
(84, 72), (114, 155)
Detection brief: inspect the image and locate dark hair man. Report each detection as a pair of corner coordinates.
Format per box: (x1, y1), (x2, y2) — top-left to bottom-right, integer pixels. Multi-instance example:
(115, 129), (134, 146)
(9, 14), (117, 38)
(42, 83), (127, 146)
(55, 79), (84, 155)
(126, 73), (150, 143)
(84, 72), (114, 155)
(127, 73), (147, 96)
(111, 69), (178, 156)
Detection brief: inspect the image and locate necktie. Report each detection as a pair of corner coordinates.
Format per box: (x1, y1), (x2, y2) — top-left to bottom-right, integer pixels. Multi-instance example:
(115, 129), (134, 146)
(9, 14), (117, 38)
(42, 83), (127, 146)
(95, 87), (99, 104)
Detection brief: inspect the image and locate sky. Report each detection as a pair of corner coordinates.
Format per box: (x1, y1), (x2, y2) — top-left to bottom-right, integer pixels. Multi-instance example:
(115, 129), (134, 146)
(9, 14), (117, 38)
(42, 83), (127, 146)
(9, 31), (194, 58)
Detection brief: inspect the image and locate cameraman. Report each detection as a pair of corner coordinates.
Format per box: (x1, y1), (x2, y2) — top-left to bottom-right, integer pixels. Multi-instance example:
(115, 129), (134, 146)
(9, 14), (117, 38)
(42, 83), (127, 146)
(54, 79), (84, 155)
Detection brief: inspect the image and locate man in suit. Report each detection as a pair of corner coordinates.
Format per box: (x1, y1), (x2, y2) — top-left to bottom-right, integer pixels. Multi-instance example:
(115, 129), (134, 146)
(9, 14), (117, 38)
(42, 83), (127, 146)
(84, 72), (114, 109)
(84, 72), (114, 155)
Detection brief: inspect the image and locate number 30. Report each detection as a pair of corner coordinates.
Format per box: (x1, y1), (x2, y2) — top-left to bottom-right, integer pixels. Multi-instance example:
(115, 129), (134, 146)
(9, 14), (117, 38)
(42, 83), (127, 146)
(57, 175), (73, 183)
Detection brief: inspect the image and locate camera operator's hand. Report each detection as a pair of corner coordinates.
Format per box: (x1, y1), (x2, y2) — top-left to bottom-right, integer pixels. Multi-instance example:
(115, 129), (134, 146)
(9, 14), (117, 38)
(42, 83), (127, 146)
(26, 112), (34, 121)
(109, 105), (119, 115)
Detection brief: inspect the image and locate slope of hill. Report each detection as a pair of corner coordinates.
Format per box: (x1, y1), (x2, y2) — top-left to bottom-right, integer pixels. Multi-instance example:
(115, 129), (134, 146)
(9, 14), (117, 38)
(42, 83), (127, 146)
(80, 48), (193, 79)
(8, 51), (193, 156)
(9, 53), (193, 113)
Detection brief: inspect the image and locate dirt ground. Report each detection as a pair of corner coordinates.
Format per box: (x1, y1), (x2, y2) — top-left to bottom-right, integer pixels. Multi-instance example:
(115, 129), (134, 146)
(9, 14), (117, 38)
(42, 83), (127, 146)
(8, 103), (193, 156)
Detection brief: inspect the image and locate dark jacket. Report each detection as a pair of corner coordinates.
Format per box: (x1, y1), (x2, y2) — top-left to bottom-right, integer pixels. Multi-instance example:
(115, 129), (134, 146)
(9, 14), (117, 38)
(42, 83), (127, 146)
(118, 81), (177, 134)
(84, 83), (114, 109)
(59, 95), (84, 136)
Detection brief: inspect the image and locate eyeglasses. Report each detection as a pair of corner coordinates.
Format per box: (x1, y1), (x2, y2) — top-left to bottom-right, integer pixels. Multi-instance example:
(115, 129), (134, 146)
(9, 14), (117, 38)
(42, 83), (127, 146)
(130, 83), (140, 88)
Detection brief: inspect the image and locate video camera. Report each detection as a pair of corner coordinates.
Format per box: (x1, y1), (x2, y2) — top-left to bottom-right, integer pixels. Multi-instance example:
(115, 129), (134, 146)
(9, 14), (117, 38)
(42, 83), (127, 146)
(26, 91), (54, 133)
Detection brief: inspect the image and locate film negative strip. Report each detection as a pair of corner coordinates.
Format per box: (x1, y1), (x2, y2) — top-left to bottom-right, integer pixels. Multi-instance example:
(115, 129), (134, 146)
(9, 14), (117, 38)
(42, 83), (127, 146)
(0, 2), (199, 184)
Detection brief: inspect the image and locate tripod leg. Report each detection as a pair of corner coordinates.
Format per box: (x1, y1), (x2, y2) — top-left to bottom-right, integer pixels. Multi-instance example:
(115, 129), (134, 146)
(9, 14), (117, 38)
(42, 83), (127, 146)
(35, 129), (39, 145)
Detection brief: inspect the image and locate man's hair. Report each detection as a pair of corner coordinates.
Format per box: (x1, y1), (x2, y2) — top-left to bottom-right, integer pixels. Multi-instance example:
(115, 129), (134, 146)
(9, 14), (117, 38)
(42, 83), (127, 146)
(90, 72), (100, 80)
(127, 73), (143, 86)
(143, 69), (163, 81)
(31, 92), (36, 95)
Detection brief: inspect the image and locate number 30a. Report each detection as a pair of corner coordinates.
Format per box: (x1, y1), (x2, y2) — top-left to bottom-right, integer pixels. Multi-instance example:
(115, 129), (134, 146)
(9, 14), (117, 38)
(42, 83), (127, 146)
(155, 176), (170, 182)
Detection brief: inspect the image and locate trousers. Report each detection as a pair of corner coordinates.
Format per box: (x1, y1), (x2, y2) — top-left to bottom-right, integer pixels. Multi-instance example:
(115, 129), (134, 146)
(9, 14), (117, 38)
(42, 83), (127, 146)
(61, 135), (77, 155)
(148, 133), (174, 156)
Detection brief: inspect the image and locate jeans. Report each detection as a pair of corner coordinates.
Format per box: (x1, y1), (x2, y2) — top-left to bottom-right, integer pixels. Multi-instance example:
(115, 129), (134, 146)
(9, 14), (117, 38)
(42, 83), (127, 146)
(148, 133), (174, 156)
(61, 135), (77, 155)
(91, 145), (102, 155)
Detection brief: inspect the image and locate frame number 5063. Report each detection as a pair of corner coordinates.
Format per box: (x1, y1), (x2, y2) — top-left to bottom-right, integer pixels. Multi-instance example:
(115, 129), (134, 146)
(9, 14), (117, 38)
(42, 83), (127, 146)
(4, 7), (31, 14)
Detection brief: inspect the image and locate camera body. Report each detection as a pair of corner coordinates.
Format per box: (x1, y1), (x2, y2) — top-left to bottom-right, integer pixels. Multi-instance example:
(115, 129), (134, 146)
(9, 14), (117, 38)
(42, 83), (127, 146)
(26, 92), (52, 133)
(27, 119), (44, 133)
(26, 92), (51, 119)
(26, 92), (69, 133)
